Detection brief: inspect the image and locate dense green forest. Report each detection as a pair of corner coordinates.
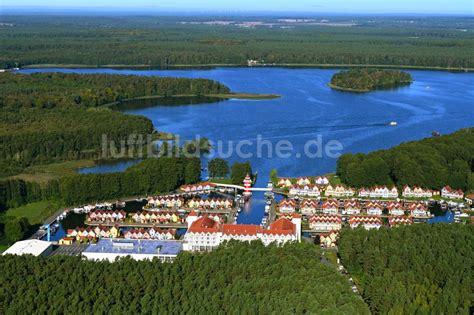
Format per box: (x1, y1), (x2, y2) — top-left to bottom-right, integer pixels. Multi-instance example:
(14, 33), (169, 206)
(0, 73), (230, 177)
(0, 72), (229, 109)
(0, 241), (369, 314)
(0, 157), (201, 211)
(338, 224), (473, 314)
(0, 15), (472, 69)
(330, 68), (413, 92)
(336, 128), (474, 190)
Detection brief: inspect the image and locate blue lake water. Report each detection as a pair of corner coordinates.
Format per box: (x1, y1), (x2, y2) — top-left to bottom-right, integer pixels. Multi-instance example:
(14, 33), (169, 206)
(20, 68), (474, 224)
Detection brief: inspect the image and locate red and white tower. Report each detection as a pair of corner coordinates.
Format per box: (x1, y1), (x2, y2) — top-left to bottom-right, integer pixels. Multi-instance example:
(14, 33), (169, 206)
(243, 174), (252, 197)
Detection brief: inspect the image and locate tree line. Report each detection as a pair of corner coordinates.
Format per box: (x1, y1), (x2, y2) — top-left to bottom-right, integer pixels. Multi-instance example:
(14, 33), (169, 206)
(0, 241), (370, 314)
(336, 128), (474, 191)
(338, 224), (473, 314)
(0, 16), (472, 69)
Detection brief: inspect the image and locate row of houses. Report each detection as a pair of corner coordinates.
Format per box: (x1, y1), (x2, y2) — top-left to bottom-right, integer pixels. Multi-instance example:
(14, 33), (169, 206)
(123, 228), (175, 240)
(186, 198), (233, 209)
(146, 197), (185, 209)
(358, 186), (399, 199)
(289, 184), (321, 197)
(88, 211), (127, 223)
(280, 199), (430, 217)
(65, 225), (121, 242)
(309, 214), (414, 232)
(441, 186), (464, 199)
(277, 176), (330, 188)
(183, 213), (301, 251)
(180, 182), (217, 193)
(130, 211), (187, 224)
(402, 186), (434, 198)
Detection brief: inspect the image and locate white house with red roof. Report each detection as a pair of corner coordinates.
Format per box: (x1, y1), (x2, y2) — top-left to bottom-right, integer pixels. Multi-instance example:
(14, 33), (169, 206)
(402, 186), (433, 199)
(407, 202), (429, 218)
(279, 199), (297, 213)
(387, 202), (405, 216)
(349, 216), (382, 230)
(300, 199), (319, 216)
(388, 216), (413, 227)
(359, 186), (398, 199)
(325, 185), (355, 198)
(365, 201), (383, 216)
(296, 177), (312, 186)
(315, 176), (330, 186)
(183, 213), (301, 251)
(289, 184), (320, 197)
(277, 178), (293, 188)
(441, 186), (464, 200)
(309, 214), (342, 232)
(322, 199), (339, 215)
(343, 200), (360, 215)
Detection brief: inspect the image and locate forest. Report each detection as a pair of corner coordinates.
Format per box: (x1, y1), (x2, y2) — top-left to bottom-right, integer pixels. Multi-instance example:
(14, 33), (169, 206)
(336, 128), (474, 191)
(0, 241), (370, 314)
(0, 15), (473, 69)
(338, 224), (473, 314)
(329, 68), (413, 92)
(0, 72), (230, 109)
(0, 73), (230, 177)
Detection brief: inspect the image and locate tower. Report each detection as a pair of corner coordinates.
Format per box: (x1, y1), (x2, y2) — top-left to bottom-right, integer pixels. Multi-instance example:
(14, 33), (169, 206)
(243, 174), (252, 197)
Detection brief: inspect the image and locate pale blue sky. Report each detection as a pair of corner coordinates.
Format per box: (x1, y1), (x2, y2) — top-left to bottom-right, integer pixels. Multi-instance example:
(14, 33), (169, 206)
(2, 0), (473, 14)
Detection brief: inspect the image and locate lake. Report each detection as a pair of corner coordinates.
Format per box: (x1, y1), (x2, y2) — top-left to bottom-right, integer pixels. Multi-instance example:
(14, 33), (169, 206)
(20, 67), (474, 224)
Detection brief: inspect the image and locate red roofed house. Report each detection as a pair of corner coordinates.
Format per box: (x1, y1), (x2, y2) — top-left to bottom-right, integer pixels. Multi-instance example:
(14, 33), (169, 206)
(441, 186), (464, 200)
(183, 213), (300, 251)
(309, 214), (342, 232)
(387, 202), (405, 216)
(322, 199), (339, 215)
(389, 216), (413, 227)
(349, 216), (382, 230)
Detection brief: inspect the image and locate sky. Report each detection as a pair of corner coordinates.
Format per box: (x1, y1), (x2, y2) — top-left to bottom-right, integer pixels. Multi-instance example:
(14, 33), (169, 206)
(1, 0), (473, 15)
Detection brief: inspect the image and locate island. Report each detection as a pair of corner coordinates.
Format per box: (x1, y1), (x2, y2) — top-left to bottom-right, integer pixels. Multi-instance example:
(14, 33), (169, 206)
(329, 68), (413, 92)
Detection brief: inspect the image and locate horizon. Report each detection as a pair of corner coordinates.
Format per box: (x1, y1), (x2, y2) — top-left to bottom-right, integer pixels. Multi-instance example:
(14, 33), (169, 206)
(1, 0), (473, 16)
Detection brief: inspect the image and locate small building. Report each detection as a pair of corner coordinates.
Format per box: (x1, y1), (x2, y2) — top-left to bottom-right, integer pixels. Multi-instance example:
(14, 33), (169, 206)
(387, 202), (405, 216)
(82, 239), (183, 262)
(300, 199), (318, 216)
(2, 240), (53, 257)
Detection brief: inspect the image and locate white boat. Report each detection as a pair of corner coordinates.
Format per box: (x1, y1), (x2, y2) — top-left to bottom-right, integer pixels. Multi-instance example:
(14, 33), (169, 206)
(389, 121), (398, 126)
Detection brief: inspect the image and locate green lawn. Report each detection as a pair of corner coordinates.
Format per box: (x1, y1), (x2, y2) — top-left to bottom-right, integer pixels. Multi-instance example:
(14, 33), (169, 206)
(0, 244), (9, 254)
(6, 200), (63, 225)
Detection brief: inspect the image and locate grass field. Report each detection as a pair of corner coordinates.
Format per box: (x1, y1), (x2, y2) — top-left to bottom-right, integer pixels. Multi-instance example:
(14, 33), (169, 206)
(6, 200), (63, 225)
(7, 160), (96, 184)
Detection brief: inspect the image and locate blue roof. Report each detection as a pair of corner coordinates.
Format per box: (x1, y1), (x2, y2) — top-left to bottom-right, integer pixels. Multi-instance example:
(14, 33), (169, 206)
(84, 239), (183, 256)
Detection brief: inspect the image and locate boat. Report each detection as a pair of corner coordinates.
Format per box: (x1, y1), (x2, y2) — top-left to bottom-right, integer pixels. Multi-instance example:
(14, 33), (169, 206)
(389, 121), (397, 126)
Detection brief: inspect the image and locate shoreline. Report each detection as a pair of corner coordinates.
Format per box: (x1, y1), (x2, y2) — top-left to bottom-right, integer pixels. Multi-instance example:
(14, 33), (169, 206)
(19, 63), (474, 73)
(101, 93), (280, 107)
(328, 81), (413, 93)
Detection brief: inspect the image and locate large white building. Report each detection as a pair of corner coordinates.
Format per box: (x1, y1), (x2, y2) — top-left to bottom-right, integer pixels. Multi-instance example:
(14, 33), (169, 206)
(82, 239), (183, 262)
(183, 213), (301, 252)
(2, 239), (53, 257)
